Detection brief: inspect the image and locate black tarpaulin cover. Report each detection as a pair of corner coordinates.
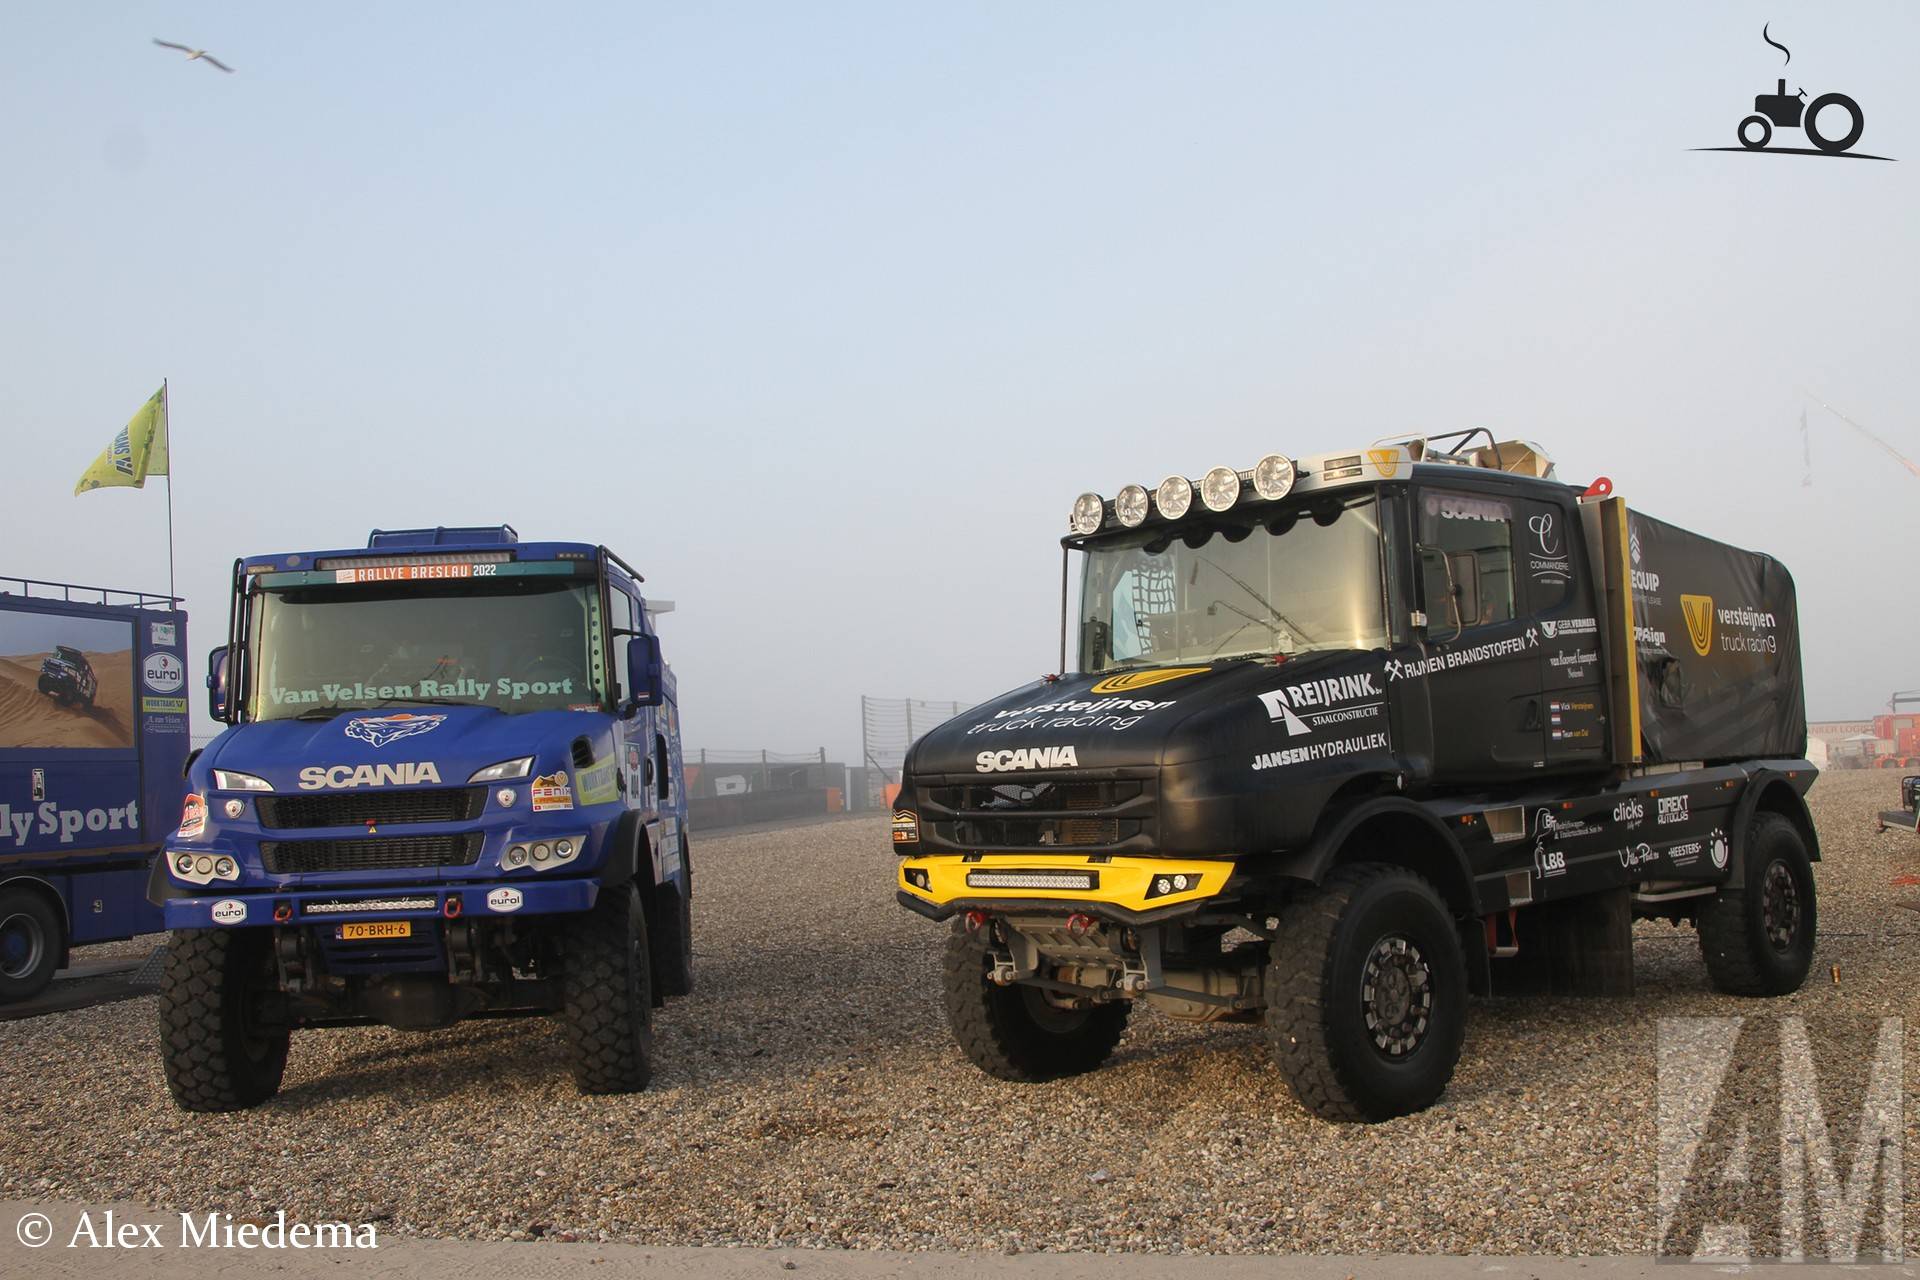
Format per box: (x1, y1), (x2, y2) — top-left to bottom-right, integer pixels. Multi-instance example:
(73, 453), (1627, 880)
(1626, 511), (1805, 763)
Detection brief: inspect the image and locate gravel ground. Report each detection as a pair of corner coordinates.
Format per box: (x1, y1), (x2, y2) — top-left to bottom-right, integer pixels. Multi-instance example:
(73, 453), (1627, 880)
(3, 770), (1915, 1255)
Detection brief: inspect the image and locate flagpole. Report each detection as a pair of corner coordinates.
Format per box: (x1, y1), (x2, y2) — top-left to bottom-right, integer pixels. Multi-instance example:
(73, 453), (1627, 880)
(162, 378), (177, 612)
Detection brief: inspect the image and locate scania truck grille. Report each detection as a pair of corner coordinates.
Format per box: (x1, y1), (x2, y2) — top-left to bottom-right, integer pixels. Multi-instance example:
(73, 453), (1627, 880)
(256, 788), (486, 830)
(260, 834), (483, 874)
(925, 778), (1153, 851)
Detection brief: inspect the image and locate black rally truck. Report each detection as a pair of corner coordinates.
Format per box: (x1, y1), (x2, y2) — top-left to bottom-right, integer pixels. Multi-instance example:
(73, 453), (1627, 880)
(893, 431), (1818, 1121)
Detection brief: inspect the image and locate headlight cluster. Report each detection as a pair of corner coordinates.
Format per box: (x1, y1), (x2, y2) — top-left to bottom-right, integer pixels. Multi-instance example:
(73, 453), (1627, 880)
(171, 851), (239, 886)
(212, 769), (273, 792)
(502, 834), (585, 871)
(469, 756), (534, 783)
(1144, 870), (1200, 900)
(1069, 455), (1295, 534)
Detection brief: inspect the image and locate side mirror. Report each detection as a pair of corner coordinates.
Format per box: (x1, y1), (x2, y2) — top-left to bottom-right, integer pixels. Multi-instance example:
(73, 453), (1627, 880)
(625, 634), (664, 709)
(206, 646), (231, 721)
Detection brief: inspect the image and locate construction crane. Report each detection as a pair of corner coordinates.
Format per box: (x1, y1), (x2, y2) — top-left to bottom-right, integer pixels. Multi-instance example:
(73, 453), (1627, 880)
(1802, 391), (1920, 484)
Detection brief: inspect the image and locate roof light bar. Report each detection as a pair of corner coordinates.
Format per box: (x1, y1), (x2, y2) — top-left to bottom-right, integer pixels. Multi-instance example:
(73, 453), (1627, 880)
(1200, 466), (1242, 512)
(1069, 493), (1105, 536)
(1114, 484), (1150, 528)
(1154, 475), (1194, 520)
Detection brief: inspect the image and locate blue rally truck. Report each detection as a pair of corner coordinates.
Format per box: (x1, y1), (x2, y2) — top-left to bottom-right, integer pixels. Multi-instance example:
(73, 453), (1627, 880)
(1, 579), (190, 1001)
(153, 526), (690, 1110)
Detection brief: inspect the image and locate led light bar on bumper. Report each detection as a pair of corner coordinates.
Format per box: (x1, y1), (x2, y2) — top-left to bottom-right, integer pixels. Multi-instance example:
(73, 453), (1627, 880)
(899, 853), (1230, 917)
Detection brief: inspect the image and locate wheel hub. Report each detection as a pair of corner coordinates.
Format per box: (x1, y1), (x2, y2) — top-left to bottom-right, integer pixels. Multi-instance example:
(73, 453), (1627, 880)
(1762, 860), (1801, 951)
(0, 912), (45, 980)
(1361, 935), (1431, 1058)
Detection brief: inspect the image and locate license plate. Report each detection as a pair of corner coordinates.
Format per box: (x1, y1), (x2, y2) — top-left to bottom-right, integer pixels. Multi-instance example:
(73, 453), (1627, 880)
(335, 921), (411, 941)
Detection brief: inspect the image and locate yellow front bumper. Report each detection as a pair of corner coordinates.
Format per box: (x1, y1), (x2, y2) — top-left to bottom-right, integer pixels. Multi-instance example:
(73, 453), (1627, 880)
(897, 853), (1232, 916)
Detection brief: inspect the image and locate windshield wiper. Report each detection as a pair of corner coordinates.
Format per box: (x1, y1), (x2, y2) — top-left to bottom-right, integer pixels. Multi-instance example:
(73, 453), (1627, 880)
(292, 704), (358, 721)
(372, 695), (470, 708)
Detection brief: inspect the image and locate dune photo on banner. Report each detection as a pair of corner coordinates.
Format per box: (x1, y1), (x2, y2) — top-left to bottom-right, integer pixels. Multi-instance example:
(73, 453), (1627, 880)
(0, 606), (136, 750)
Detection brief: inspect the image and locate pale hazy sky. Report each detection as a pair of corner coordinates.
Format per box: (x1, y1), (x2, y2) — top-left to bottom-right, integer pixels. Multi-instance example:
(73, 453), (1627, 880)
(2, 2), (1914, 760)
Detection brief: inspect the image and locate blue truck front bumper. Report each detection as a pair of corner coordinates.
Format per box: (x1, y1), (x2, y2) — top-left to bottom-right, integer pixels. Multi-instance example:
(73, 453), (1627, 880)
(162, 877), (602, 929)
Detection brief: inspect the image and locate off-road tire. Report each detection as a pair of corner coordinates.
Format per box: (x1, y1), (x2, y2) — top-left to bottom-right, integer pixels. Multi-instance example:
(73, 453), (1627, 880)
(0, 887), (63, 1003)
(942, 921), (1129, 1081)
(158, 928), (290, 1112)
(650, 843), (694, 1000)
(1698, 812), (1816, 995)
(1265, 864), (1469, 1122)
(562, 885), (655, 1093)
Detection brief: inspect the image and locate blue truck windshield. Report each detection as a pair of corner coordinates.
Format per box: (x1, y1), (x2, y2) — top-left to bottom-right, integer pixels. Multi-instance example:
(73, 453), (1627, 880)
(1078, 491), (1388, 672)
(246, 578), (605, 721)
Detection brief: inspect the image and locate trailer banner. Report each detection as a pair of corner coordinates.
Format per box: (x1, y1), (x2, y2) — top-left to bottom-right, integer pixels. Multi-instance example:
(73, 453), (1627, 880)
(0, 608), (135, 750)
(1626, 511), (1805, 762)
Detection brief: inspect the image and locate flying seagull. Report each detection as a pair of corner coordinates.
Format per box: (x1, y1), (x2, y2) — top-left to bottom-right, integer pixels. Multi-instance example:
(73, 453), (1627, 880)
(152, 39), (234, 72)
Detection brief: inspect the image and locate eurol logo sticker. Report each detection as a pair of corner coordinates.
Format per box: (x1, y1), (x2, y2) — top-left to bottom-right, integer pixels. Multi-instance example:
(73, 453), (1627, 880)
(485, 887), (524, 913)
(344, 713), (447, 748)
(210, 899), (247, 925)
(143, 652), (185, 693)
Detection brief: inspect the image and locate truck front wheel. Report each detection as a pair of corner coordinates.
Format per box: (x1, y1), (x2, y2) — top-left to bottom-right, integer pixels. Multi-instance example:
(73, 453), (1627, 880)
(1698, 812), (1817, 995)
(942, 922), (1129, 1081)
(1265, 865), (1469, 1122)
(561, 885), (656, 1093)
(157, 928), (290, 1112)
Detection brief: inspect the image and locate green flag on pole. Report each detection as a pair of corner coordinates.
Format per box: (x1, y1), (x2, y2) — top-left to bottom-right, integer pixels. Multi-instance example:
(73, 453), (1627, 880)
(75, 386), (170, 495)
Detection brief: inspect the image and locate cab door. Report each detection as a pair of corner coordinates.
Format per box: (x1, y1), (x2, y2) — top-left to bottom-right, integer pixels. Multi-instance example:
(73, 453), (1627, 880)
(1517, 493), (1608, 770)
(1411, 484), (1545, 781)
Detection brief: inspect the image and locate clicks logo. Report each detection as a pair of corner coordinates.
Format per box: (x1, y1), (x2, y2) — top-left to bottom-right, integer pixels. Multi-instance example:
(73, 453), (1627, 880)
(1695, 24), (1889, 161)
(1679, 595), (1714, 657)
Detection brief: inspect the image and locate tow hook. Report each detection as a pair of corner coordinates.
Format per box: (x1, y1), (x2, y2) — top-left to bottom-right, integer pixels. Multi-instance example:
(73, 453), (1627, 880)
(988, 952), (1019, 986)
(1066, 912), (1098, 937)
(964, 909), (991, 934)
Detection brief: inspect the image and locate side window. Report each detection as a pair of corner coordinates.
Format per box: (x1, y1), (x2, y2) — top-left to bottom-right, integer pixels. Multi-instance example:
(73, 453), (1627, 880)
(655, 734), (670, 801)
(1418, 490), (1516, 632)
(608, 590), (637, 700)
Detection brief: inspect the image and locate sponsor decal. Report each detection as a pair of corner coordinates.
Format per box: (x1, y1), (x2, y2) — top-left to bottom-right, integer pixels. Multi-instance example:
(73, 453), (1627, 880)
(1658, 794), (1690, 825)
(1709, 828), (1730, 870)
(531, 770), (574, 811)
(976, 745), (1079, 773)
(1321, 453), (1365, 480)
(1706, 603), (1779, 654)
(272, 679), (577, 708)
(1367, 448), (1401, 478)
(151, 621), (177, 646)
(1667, 840), (1704, 867)
(1530, 806), (1604, 878)
(142, 652), (185, 693)
(0, 799), (140, 848)
(298, 762), (442, 790)
(210, 899), (247, 925)
(1387, 628), (1539, 680)
(658, 817), (683, 879)
(1426, 493), (1513, 523)
(1634, 623), (1669, 649)
(1539, 617), (1597, 640)
(333, 563), (479, 583)
(891, 810), (920, 845)
(1612, 798), (1645, 827)
(344, 713), (447, 748)
(968, 695), (1175, 736)
(1527, 512), (1572, 585)
(1252, 732), (1389, 771)
(177, 793), (207, 839)
(1535, 847), (1567, 878)
(30, 769), (44, 801)
(141, 696), (188, 715)
(1680, 594), (1714, 657)
(1619, 841), (1659, 871)
(1548, 648), (1599, 679)
(1256, 671), (1385, 738)
(1088, 667), (1208, 694)
(576, 759), (619, 806)
(486, 887), (524, 913)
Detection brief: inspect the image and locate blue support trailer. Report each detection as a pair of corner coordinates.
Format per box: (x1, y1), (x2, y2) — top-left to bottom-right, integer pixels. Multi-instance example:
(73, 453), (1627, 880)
(0, 577), (189, 1000)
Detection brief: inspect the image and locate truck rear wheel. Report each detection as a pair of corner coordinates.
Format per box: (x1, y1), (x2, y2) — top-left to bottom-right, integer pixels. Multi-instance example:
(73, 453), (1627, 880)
(157, 928), (290, 1112)
(561, 884), (656, 1093)
(942, 921), (1129, 1081)
(0, 887), (63, 1003)
(1698, 812), (1816, 995)
(1265, 864), (1468, 1122)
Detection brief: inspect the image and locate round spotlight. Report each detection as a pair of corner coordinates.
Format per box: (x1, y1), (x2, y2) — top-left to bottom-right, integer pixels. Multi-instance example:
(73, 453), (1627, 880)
(174, 853), (194, 874)
(504, 845), (529, 868)
(1252, 454), (1296, 501)
(214, 857), (236, 878)
(1201, 466), (1242, 512)
(194, 855), (214, 875)
(1155, 475), (1193, 520)
(531, 842), (552, 864)
(1114, 484), (1150, 528)
(1070, 493), (1105, 535)
(555, 839), (574, 857)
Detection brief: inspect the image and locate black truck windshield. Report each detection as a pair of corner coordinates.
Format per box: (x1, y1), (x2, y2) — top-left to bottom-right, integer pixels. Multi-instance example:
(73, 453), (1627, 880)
(1078, 490), (1388, 672)
(246, 578), (605, 721)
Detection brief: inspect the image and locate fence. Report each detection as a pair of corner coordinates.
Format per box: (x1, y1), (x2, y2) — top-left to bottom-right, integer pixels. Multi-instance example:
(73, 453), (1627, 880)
(859, 696), (967, 810)
(682, 747), (849, 830)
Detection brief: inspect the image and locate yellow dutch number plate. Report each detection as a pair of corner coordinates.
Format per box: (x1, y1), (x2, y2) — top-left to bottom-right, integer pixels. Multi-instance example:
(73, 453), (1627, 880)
(337, 921), (411, 941)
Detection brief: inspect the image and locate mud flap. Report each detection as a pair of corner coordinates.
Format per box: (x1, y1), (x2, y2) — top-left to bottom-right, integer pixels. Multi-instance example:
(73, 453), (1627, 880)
(1489, 887), (1634, 996)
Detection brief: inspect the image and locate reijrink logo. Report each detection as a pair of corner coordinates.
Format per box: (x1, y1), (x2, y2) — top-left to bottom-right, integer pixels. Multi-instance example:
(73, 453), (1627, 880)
(1695, 24), (1892, 161)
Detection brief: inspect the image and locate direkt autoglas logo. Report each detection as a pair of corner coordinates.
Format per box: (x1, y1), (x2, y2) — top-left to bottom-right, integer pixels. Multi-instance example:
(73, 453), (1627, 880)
(1695, 23), (1891, 161)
